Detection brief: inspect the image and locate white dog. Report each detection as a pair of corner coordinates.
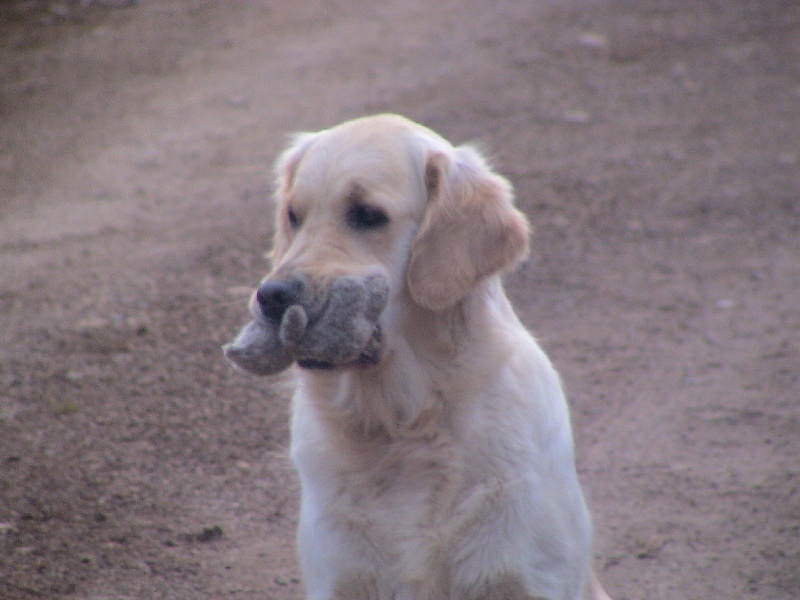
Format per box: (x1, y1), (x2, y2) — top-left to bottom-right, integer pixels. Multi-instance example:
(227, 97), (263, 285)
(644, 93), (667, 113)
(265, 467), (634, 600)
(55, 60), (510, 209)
(225, 114), (612, 600)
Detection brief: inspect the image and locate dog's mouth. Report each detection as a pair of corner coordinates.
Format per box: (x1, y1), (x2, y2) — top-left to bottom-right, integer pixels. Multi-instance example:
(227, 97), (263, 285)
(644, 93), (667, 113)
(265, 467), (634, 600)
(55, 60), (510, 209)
(297, 359), (335, 370)
(296, 329), (383, 371)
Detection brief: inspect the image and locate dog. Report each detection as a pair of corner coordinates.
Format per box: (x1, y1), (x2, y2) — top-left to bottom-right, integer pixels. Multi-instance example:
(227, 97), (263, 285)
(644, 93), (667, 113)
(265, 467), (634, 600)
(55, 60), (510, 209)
(225, 114), (612, 600)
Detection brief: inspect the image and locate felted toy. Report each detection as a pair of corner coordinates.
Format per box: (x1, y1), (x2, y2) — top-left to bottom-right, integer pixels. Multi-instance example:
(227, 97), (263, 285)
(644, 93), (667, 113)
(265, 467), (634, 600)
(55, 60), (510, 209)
(224, 273), (389, 376)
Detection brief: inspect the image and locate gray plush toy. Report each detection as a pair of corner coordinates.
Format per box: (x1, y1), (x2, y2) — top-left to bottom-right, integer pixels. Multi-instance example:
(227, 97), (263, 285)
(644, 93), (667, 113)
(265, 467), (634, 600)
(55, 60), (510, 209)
(223, 274), (389, 376)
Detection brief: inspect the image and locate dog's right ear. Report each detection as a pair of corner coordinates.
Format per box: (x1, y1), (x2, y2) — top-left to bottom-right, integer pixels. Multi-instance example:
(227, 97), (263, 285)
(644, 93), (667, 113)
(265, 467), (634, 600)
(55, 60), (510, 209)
(270, 132), (319, 262)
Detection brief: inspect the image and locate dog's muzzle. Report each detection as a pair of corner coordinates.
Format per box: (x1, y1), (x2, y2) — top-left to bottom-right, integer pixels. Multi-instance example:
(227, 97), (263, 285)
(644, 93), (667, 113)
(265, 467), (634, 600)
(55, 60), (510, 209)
(223, 273), (389, 376)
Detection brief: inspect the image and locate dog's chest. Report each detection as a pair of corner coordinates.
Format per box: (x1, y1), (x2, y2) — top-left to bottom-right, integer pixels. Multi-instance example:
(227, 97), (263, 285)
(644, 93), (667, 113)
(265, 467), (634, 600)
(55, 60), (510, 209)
(338, 436), (467, 529)
(316, 434), (511, 561)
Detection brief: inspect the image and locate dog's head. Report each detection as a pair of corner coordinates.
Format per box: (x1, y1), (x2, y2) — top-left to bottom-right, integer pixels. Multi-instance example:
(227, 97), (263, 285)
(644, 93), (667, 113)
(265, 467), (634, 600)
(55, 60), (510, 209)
(225, 114), (529, 375)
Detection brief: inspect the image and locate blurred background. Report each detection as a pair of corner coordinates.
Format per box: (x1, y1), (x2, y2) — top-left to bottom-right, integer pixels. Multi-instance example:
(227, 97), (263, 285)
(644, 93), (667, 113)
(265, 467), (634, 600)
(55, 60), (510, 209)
(1, 1), (798, 598)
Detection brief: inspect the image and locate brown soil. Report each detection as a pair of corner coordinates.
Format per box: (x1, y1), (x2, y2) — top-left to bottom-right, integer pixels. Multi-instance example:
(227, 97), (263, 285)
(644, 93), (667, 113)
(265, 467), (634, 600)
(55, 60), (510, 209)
(1, 1), (798, 599)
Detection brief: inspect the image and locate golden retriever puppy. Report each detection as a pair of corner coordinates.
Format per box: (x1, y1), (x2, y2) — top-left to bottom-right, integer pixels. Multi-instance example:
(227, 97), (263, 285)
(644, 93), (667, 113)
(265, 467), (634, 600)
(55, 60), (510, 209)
(225, 114), (612, 600)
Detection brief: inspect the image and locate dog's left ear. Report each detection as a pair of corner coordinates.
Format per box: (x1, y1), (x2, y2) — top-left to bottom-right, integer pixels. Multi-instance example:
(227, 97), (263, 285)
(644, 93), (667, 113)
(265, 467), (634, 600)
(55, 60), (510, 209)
(407, 146), (530, 311)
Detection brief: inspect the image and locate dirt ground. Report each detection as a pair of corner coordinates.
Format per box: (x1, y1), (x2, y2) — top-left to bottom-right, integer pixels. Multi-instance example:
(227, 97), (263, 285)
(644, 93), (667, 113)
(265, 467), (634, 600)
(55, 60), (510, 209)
(1, 0), (798, 598)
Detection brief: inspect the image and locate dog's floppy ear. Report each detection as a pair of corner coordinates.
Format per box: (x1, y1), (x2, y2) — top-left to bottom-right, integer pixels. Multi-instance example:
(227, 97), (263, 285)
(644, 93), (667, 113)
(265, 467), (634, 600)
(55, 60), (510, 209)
(407, 146), (530, 311)
(270, 132), (319, 262)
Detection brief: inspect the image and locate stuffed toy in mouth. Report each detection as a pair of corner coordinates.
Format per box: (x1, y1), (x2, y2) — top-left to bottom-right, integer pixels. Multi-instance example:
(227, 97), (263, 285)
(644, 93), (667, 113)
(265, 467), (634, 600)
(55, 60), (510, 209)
(224, 273), (389, 376)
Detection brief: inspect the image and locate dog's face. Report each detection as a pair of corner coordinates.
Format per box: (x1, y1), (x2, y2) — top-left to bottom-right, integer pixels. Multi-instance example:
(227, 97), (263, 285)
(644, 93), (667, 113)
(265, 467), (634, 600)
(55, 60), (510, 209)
(267, 117), (429, 305)
(226, 115), (530, 374)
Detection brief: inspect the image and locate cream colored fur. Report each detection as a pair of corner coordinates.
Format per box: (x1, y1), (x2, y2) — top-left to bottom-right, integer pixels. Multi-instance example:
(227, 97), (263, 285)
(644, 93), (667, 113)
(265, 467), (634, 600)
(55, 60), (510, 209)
(261, 115), (611, 600)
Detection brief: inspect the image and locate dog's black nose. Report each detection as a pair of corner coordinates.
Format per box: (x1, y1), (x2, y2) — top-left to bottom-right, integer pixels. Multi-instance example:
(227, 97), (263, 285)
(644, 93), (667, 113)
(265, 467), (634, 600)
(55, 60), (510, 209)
(256, 279), (302, 322)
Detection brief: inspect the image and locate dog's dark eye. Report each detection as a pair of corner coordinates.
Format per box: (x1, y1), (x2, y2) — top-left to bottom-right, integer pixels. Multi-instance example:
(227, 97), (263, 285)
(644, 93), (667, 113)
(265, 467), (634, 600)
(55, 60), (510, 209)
(287, 207), (301, 228)
(346, 203), (389, 230)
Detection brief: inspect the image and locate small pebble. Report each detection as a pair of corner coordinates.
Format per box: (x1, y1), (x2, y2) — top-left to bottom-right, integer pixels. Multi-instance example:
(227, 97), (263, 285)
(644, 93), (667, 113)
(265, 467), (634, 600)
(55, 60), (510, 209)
(0, 523), (16, 535)
(73, 317), (110, 331)
(715, 299), (737, 309)
(562, 110), (591, 124)
(195, 525), (224, 543)
(64, 371), (84, 383)
(577, 32), (609, 49)
(227, 286), (253, 297)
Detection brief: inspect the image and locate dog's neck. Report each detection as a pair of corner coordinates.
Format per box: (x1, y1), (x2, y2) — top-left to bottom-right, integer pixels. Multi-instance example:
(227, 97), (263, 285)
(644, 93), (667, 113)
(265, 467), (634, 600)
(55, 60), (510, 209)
(296, 277), (521, 441)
